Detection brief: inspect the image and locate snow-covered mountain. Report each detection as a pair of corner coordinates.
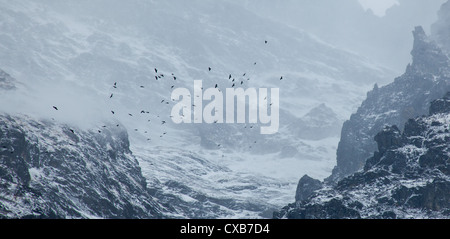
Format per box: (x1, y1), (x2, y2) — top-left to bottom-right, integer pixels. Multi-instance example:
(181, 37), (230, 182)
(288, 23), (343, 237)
(328, 11), (450, 183)
(275, 92), (450, 219)
(276, 1), (450, 219)
(0, 0), (402, 218)
(0, 111), (162, 218)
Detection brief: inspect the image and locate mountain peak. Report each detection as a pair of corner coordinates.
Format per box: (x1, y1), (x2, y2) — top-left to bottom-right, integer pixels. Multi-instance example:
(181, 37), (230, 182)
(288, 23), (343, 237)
(410, 26), (448, 74)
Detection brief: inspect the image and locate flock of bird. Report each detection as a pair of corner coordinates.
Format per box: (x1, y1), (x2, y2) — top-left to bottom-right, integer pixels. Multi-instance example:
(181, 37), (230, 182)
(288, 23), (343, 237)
(50, 40), (283, 148)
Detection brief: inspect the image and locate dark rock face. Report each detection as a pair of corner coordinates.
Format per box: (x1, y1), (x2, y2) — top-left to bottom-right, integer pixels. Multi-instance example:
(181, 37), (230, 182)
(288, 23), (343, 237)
(0, 68), (15, 90)
(295, 175), (323, 202)
(275, 93), (450, 219)
(0, 115), (162, 218)
(327, 25), (450, 183)
(430, 92), (450, 115)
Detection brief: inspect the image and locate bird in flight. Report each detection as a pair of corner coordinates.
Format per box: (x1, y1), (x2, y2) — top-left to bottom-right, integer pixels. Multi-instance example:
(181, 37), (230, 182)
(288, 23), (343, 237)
(208, 67), (212, 71)
(53, 106), (58, 111)
(265, 40), (268, 44)
(154, 68), (158, 73)
(110, 94), (113, 99)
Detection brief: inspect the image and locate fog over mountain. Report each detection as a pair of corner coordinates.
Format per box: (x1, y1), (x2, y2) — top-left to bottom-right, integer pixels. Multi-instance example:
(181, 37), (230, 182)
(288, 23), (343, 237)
(239, 0), (445, 72)
(0, 1), (447, 218)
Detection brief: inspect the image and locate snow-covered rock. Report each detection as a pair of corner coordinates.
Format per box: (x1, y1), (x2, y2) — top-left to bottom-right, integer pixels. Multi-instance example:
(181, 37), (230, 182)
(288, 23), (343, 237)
(0, 115), (162, 218)
(328, 25), (450, 182)
(275, 92), (450, 219)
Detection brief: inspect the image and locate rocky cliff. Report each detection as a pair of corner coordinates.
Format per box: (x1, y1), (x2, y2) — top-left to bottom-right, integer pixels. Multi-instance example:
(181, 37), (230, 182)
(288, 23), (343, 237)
(275, 92), (450, 219)
(327, 24), (450, 182)
(0, 114), (162, 218)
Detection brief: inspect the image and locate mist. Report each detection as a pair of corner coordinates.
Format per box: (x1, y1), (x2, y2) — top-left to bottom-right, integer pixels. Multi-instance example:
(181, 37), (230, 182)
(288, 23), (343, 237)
(0, 0), (446, 218)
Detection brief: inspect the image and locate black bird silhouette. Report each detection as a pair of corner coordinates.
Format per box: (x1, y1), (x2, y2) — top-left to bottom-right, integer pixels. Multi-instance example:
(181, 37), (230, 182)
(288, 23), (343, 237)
(154, 68), (158, 73)
(141, 110), (146, 114)
(111, 111), (115, 114)
(155, 76), (158, 80)
(129, 113), (133, 117)
(173, 76), (177, 80)
(280, 76), (283, 80)
(241, 81), (244, 85)
(162, 121), (166, 125)
(113, 82), (117, 88)
(232, 79), (235, 82)
(229, 74), (232, 79)
(110, 94), (113, 98)
(254, 62), (257, 65)
(161, 100), (165, 103)
(53, 106), (58, 111)
(232, 83), (235, 87)
(69, 129), (74, 134)
(265, 40), (268, 44)
(243, 73), (246, 76)
(208, 67), (212, 71)
(171, 85), (175, 89)
(215, 84), (218, 88)
(140, 86), (145, 88)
